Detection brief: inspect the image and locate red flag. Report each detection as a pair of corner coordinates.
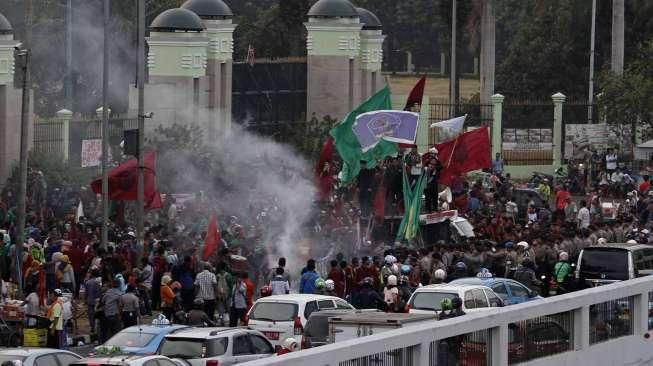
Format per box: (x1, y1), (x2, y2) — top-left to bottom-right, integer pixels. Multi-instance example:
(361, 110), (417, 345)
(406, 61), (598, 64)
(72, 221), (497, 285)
(373, 184), (387, 223)
(315, 137), (335, 201)
(399, 76), (426, 149)
(435, 127), (491, 186)
(202, 215), (221, 261)
(91, 151), (162, 210)
(404, 76), (426, 111)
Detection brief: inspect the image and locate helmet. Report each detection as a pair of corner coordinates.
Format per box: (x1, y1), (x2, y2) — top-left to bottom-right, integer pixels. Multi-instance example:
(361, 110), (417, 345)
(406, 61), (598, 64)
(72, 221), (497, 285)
(504, 241), (514, 249)
(433, 269), (447, 280)
(517, 241), (529, 250)
(363, 277), (374, 286)
(282, 337), (298, 351)
(451, 297), (463, 309)
(260, 285), (272, 297)
(559, 252), (569, 261)
(193, 298), (205, 306)
(597, 238), (608, 245)
(315, 278), (326, 289)
(325, 279), (335, 291)
(53, 289), (63, 297)
(455, 262), (467, 271)
(400, 264), (412, 275)
(387, 275), (397, 286)
(626, 239), (638, 244)
(440, 298), (452, 311)
(384, 255), (396, 264)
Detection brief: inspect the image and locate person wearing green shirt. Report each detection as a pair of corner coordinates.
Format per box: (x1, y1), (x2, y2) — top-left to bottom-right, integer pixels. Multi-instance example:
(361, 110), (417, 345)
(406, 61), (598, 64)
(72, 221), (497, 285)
(552, 252), (572, 294)
(538, 180), (551, 206)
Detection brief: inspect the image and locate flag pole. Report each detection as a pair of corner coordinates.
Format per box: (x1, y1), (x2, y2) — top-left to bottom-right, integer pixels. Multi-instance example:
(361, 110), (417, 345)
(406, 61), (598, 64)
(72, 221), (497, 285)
(101, 0), (110, 249)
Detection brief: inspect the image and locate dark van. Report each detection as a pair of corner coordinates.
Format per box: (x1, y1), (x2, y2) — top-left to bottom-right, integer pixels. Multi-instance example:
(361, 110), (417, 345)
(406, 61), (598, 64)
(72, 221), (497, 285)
(576, 243), (653, 288)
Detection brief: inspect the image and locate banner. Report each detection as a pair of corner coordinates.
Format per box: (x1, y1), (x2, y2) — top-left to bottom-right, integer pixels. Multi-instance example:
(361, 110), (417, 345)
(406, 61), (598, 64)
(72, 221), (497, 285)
(353, 110), (419, 152)
(564, 124), (609, 159)
(502, 128), (553, 150)
(81, 139), (102, 168)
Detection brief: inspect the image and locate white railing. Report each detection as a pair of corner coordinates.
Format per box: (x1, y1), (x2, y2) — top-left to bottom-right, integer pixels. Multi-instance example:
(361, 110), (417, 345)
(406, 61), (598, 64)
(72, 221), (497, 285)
(241, 277), (653, 366)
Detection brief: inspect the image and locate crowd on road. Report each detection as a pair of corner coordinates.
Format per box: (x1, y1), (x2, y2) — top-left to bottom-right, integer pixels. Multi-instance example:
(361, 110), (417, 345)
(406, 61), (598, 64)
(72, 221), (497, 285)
(0, 146), (650, 351)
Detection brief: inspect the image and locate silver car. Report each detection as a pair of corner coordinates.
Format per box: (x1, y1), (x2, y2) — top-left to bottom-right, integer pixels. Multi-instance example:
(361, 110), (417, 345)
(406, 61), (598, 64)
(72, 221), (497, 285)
(157, 327), (275, 366)
(0, 348), (82, 366)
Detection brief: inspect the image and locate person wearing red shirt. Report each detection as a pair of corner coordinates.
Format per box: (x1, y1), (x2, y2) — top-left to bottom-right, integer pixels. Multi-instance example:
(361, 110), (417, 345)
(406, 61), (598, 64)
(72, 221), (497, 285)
(327, 260), (346, 298)
(640, 176), (651, 194)
(555, 185), (571, 223)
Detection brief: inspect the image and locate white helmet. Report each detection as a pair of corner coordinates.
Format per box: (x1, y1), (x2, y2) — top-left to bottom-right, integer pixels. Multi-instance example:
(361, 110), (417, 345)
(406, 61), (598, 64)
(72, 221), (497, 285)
(433, 269), (447, 280)
(282, 337), (298, 351)
(626, 239), (638, 244)
(559, 252), (569, 261)
(597, 238), (607, 245)
(517, 241), (529, 250)
(325, 279), (335, 291)
(384, 255), (397, 264)
(387, 275), (398, 286)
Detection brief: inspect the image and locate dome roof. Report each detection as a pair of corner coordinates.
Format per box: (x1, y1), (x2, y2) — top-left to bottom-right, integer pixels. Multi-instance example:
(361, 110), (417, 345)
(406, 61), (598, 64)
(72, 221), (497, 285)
(308, 0), (358, 18)
(0, 13), (12, 34)
(150, 8), (204, 32)
(181, 0), (233, 19)
(356, 8), (381, 30)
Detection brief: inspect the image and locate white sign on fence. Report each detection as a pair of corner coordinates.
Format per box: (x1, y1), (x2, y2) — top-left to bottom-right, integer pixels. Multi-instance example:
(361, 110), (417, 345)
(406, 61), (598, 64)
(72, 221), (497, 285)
(564, 124), (609, 160)
(502, 128), (553, 150)
(81, 139), (112, 168)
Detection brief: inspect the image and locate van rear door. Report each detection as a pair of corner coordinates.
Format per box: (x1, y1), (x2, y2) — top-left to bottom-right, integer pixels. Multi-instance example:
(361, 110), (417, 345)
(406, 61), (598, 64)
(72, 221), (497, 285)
(578, 247), (630, 286)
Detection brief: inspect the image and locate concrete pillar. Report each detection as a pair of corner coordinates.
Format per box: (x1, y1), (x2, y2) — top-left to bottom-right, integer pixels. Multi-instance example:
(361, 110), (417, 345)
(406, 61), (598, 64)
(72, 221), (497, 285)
(359, 12), (385, 104)
(56, 109), (72, 161)
(552, 92), (566, 168)
(491, 325), (509, 366)
(305, 10), (362, 121)
(204, 18), (236, 137)
(440, 52), (446, 75)
(490, 93), (504, 158)
(573, 305), (590, 350)
(479, 0), (496, 109)
(611, 0), (625, 74)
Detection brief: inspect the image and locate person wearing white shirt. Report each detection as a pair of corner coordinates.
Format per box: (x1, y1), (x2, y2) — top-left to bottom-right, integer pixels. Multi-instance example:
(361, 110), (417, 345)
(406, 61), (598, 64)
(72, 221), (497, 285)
(605, 148), (618, 173)
(577, 200), (591, 229)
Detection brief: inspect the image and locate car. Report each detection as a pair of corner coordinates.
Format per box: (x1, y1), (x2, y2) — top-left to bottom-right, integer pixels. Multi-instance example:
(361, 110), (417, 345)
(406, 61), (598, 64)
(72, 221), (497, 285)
(246, 294), (354, 348)
(449, 277), (543, 305)
(93, 324), (189, 356)
(460, 317), (571, 365)
(576, 243), (653, 288)
(0, 348), (82, 366)
(407, 284), (503, 315)
(71, 355), (179, 366)
(157, 327), (275, 366)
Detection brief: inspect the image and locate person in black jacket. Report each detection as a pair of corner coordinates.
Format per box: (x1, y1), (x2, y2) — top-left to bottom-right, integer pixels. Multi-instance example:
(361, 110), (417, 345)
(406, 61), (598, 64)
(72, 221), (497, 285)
(351, 277), (385, 311)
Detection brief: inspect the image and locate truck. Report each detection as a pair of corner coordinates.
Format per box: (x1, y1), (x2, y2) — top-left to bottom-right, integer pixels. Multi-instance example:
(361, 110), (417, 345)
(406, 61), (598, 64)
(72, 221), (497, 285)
(328, 312), (436, 343)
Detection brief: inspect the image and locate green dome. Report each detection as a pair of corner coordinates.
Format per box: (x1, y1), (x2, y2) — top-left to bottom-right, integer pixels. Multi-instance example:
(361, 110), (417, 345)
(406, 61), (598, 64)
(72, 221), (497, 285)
(181, 0), (233, 19)
(0, 13), (12, 35)
(150, 8), (205, 32)
(356, 8), (381, 30)
(308, 0), (358, 18)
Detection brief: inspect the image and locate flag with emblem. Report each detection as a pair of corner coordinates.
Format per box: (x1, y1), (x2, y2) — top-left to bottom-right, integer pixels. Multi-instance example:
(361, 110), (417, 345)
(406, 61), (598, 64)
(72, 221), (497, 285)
(435, 127), (491, 186)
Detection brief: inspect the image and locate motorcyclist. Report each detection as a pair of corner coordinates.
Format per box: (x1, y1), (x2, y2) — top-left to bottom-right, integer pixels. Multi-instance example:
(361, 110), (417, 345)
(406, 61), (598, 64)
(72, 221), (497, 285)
(351, 277), (386, 311)
(446, 262), (468, 282)
(513, 258), (542, 292)
(186, 298), (216, 327)
(551, 252), (572, 295)
(324, 279), (337, 297)
(438, 298), (453, 320)
(313, 278), (327, 295)
(432, 269), (447, 284)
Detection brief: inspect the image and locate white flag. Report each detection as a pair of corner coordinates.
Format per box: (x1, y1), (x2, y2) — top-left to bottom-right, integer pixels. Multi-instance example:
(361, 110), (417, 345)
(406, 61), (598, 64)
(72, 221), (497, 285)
(430, 114), (466, 132)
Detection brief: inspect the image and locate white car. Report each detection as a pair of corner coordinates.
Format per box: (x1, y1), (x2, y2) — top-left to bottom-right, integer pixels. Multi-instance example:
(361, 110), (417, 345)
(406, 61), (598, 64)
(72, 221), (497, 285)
(157, 327), (275, 366)
(407, 283), (504, 315)
(0, 348), (82, 366)
(71, 355), (178, 366)
(246, 294), (354, 348)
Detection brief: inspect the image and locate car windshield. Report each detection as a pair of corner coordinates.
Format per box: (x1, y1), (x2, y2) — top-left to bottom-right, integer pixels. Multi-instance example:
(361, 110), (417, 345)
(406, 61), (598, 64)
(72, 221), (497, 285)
(0, 356), (27, 363)
(411, 292), (457, 311)
(580, 248), (629, 280)
(159, 337), (227, 359)
(104, 331), (157, 348)
(250, 302), (298, 321)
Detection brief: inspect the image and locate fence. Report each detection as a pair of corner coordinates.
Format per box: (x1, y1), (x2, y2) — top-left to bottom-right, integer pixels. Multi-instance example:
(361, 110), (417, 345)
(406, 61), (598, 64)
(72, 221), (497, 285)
(33, 117), (138, 167)
(240, 276), (653, 366)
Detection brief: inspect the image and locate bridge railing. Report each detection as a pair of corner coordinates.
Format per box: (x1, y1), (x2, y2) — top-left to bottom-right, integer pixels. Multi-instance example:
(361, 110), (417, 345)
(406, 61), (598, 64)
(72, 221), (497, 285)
(241, 277), (653, 366)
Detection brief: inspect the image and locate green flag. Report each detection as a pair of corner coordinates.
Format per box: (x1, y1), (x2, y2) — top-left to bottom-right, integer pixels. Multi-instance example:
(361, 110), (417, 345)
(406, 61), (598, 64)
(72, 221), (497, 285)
(396, 169), (427, 242)
(329, 86), (398, 183)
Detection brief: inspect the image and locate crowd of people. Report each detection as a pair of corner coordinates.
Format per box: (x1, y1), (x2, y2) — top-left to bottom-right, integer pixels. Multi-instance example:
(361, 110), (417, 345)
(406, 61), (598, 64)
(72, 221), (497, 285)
(0, 144), (649, 350)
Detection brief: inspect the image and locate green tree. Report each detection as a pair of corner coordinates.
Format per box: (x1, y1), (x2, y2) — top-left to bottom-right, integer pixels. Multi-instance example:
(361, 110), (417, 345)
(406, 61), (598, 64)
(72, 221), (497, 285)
(597, 42), (653, 144)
